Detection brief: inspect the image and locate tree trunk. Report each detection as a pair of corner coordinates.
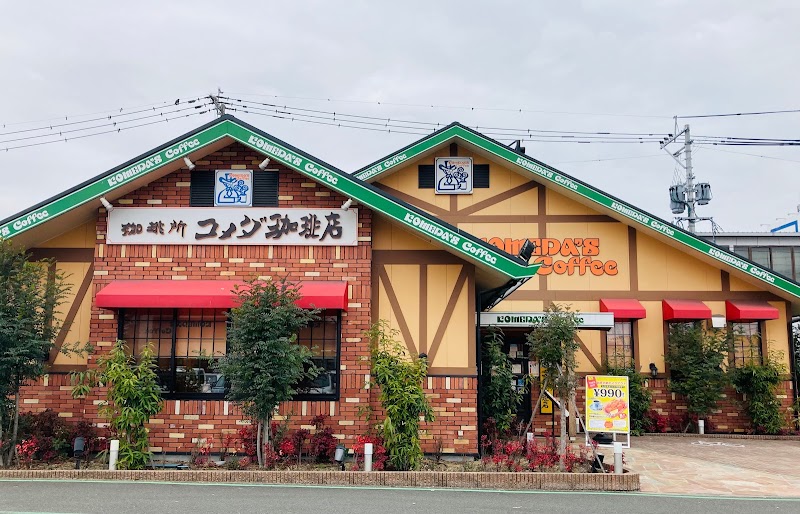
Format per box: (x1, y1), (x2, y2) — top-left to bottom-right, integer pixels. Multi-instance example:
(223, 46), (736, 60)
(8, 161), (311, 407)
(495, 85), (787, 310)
(11, 391), (19, 467)
(558, 392), (567, 472)
(520, 377), (548, 439)
(256, 420), (263, 468)
(0, 408), (5, 467)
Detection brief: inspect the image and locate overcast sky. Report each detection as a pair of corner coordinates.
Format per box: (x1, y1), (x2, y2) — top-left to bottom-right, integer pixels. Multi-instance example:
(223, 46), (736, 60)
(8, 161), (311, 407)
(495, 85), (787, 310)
(1, 1), (799, 232)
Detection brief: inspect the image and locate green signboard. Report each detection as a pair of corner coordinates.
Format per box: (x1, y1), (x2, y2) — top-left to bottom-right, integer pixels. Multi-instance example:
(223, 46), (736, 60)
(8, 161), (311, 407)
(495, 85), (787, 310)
(354, 124), (800, 300)
(0, 118), (539, 281)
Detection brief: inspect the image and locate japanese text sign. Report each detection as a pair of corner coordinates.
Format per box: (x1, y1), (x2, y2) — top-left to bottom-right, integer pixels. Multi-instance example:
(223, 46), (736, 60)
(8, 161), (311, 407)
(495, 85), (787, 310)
(106, 207), (358, 246)
(585, 375), (630, 434)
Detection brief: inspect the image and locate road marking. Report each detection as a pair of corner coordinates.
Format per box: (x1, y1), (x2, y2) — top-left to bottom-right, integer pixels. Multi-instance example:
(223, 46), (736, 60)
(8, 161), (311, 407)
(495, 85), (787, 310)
(0, 479), (799, 501)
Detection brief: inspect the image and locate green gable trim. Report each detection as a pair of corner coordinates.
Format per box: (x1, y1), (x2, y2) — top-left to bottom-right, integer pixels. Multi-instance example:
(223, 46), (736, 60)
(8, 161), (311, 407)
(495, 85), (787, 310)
(0, 117), (538, 280)
(354, 124), (800, 300)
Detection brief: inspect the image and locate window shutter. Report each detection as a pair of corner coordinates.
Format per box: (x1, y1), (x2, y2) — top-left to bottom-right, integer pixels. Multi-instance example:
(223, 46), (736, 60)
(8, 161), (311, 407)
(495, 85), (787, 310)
(189, 171), (214, 207)
(253, 171), (279, 207)
(474, 164), (490, 188)
(418, 165), (434, 189)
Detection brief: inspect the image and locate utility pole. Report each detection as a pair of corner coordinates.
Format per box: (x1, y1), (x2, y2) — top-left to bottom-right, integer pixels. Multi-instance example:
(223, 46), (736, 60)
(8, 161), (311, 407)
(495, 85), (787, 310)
(209, 88), (225, 117)
(683, 124), (696, 233)
(661, 121), (712, 233)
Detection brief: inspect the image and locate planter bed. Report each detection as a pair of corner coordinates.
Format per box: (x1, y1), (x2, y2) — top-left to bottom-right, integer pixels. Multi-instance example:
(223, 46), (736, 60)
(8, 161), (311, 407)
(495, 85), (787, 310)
(0, 469), (639, 491)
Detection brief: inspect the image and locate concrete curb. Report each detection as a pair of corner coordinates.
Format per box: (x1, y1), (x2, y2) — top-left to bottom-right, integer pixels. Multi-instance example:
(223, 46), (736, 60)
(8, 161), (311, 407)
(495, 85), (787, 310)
(643, 433), (800, 440)
(0, 469), (640, 491)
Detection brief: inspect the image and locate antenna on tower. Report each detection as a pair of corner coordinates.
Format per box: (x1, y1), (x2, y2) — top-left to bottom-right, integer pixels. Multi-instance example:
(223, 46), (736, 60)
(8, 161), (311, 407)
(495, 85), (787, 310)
(660, 118), (713, 233)
(209, 87), (226, 117)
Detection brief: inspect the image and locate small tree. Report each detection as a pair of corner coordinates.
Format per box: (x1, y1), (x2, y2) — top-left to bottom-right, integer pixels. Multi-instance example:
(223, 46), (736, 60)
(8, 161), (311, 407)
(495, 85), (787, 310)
(366, 321), (434, 471)
(730, 351), (786, 434)
(665, 323), (729, 427)
(72, 341), (163, 469)
(526, 305), (581, 471)
(0, 240), (68, 467)
(216, 278), (318, 467)
(480, 327), (521, 434)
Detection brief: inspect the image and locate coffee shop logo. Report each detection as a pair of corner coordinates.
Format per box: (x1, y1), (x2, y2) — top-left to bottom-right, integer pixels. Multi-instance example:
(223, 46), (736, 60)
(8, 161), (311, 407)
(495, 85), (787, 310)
(481, 237), (619, 276)
(215, 170), (251, 206)
(435, 157), (472, 194)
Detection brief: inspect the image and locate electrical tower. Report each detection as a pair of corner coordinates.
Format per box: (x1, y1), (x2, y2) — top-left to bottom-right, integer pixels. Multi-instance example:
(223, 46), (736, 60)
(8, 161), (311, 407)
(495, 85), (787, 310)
(660, 121), (714, 233)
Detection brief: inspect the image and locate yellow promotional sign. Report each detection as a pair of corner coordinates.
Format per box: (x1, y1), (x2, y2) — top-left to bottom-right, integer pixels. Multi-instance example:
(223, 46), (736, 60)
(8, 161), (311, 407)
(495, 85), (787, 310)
(539, 365), (553, 414)
(585, 375), (630, 434)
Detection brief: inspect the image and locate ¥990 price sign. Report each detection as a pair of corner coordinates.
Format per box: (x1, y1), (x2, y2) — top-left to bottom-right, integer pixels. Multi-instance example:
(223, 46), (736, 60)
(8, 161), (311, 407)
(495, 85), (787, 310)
(585, 375), (630, 434)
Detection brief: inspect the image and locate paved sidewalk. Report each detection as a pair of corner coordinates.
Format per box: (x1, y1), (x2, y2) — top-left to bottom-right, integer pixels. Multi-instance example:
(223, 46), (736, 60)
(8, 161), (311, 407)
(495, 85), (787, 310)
(624, 435), (800, 497)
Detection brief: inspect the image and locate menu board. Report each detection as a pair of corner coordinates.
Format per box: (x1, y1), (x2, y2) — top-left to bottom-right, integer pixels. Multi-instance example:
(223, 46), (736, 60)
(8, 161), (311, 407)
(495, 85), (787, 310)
(585, 375), (630, 434)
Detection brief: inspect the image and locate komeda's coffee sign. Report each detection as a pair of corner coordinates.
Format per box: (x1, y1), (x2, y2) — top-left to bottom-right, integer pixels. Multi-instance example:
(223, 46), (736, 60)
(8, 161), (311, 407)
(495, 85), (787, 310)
(481, 237), (618, 276)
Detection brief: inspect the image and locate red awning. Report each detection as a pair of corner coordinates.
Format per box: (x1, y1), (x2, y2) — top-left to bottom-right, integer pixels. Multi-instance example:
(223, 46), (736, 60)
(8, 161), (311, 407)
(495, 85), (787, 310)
(726, 300), (779, 321)
(662, 299), (712, 320)
(295, 281), (349, 311)
(96, 280), (349, 310)
(599, 299), (646, 320)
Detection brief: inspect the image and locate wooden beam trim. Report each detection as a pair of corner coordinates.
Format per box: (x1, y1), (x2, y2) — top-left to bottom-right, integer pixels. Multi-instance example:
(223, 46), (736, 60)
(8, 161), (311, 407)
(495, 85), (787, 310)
(427, 367), (477, 377)
(420, 264), (428, 355)
(455, 181), (538, 216)
(538, 185), (548, 293)
(427, 267), (470, 364)
(467, 265), (476, 370)
(721, 271), (730, 292)
(377, 267), (419, 357)
(50, 263), (94, 364)
(508, 290), (784, 302)
(628, 226), (638, 292)
(29, 248), (94, 263)
(437, 214), (616, 224)
(373, 250), (467, 266)
(575, 333), (602, 371)
(374, 184), (450, 217)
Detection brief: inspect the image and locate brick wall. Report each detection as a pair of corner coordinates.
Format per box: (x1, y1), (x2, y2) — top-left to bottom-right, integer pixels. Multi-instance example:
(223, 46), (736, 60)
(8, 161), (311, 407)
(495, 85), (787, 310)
(18, 142), (480, 455)
(529, 378), (796, 434)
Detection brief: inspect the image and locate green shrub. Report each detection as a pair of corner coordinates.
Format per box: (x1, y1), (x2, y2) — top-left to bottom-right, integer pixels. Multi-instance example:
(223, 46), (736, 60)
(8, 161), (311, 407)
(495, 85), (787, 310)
(480, 328), (521, 433)
(665, 324), (729, 422)
(366, 321), (434, 471)
(730, 352), (786, 435)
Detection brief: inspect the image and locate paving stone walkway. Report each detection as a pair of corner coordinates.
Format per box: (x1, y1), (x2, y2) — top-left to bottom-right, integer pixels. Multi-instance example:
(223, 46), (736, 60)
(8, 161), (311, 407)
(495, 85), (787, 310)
(624, 435), (800, 497)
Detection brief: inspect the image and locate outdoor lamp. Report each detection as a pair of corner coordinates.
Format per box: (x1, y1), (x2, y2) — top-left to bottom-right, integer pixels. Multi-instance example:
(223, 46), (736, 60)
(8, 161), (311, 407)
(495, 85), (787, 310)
(419, 353), (428, 360)
(518, 239), (535, 262)
(649, 363), (658, 378)
(258, 157), (271, 170)
(341, 198), (353, 211)
(334, 444), (347, 471)
(73, 436), (85, 470)
(183, 157), (195, 170)
(99, 197), (114, 212)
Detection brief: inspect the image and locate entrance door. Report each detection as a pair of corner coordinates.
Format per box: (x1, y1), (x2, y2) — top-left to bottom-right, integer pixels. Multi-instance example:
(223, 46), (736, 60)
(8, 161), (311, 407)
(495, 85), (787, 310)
(503, 330), (532, 427)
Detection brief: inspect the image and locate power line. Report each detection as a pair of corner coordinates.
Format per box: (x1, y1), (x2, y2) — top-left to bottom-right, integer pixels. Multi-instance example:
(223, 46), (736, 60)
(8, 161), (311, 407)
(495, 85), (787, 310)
(222, 98), (800, 146)
(553, 154), (667, 164)
(679, 108), (800, 119)
(702, 147), (800, 164)
(0, 103), (211, 145)
(0, 97), (200, 128)
(1, 109), (211, 152)
(225, 91), (673, 119)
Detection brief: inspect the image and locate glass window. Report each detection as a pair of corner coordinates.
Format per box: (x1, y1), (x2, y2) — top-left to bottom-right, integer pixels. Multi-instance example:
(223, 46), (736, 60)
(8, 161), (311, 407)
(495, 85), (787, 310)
(731, 321), (762, 367)
(122, 309), (227, 397)
(121, 308), (341, 399)
(296, 312), (341, 398)
(605, 321), (633, 368)
(732, 246), (750, 258)
(751, 247), (771, 268)
(771, 248), (793, 278)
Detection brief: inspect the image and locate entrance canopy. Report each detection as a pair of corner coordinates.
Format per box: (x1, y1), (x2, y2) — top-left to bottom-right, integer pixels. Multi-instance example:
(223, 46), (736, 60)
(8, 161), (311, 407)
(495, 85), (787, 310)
(96, 280), (349, 310)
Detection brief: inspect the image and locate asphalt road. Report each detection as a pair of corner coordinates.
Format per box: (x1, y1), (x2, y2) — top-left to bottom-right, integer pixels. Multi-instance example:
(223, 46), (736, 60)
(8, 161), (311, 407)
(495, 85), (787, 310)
(0, 481), (798, 514)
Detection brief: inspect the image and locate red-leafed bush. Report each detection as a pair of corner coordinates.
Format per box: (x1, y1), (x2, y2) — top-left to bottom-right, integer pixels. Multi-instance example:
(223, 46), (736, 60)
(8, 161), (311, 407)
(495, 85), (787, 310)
(352, 435), (388, 471)
(309, 415), (337, 463)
